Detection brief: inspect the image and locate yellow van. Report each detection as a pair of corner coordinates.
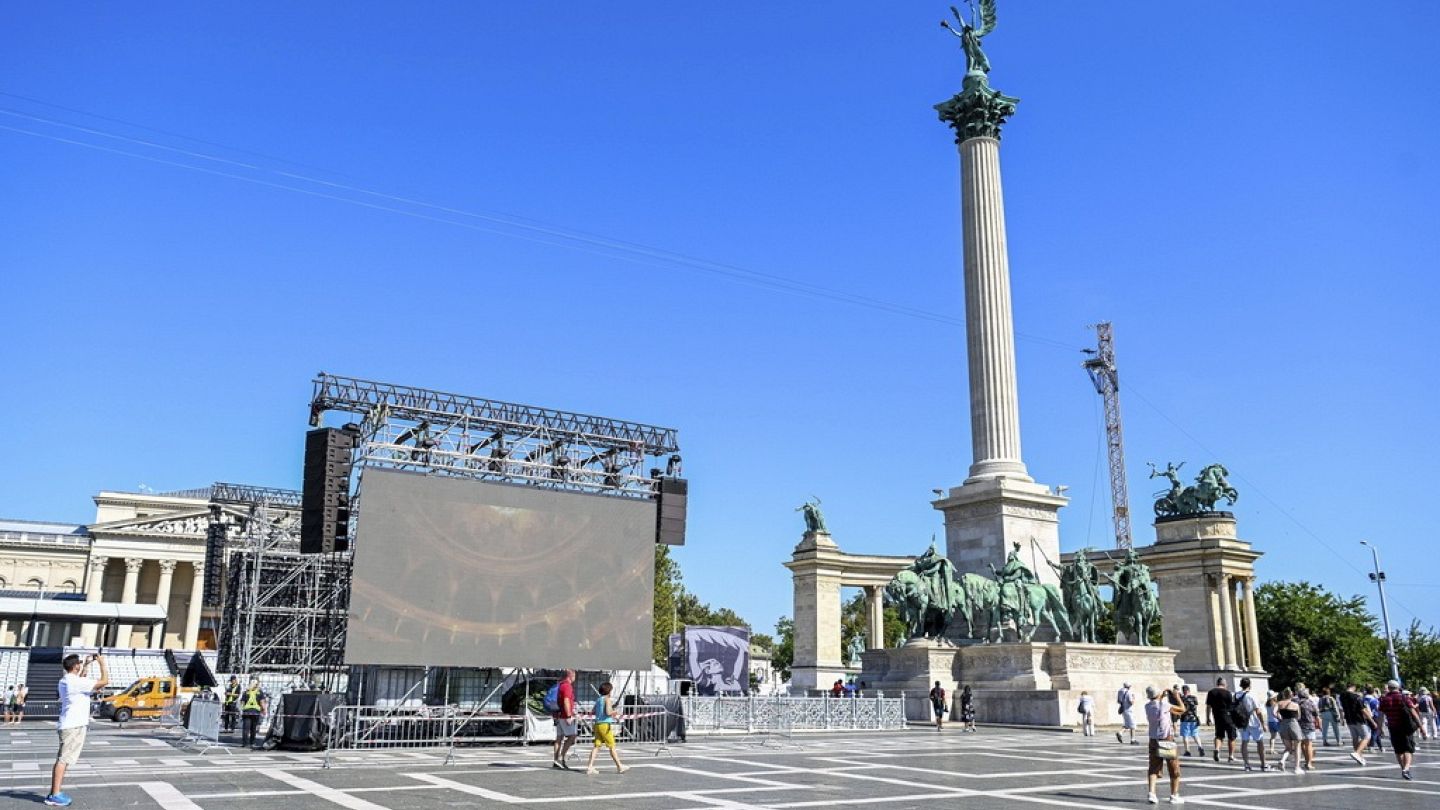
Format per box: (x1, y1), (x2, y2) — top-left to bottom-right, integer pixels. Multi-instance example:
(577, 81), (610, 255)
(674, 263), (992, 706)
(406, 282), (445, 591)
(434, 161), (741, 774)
(96, 677), (197, 722)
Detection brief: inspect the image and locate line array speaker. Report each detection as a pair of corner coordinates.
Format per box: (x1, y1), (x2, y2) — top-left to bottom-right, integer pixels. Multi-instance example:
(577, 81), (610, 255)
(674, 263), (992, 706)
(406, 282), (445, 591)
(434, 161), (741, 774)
(301, 427), (358, 554)
(656, 477), (687, 546)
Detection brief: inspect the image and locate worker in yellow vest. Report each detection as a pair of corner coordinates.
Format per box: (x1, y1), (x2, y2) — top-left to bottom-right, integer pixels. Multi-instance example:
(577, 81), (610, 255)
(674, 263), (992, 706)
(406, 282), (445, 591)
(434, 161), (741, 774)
(222, 676), (240, 733)
(239, 679), (268, 749)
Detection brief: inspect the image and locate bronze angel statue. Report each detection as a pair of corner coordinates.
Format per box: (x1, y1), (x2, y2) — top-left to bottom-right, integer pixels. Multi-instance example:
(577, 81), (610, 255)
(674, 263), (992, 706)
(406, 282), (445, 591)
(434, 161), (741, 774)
(940, 1), (998, 77)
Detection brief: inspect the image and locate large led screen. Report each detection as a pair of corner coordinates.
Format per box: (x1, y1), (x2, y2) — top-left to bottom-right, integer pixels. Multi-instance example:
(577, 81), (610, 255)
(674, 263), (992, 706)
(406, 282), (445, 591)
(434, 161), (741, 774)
(344, 468), (656, 670)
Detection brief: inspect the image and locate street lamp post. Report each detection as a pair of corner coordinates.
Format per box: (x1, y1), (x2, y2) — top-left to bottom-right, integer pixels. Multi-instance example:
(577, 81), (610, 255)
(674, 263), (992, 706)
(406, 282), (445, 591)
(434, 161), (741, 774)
(1360, 540), (1402, 685)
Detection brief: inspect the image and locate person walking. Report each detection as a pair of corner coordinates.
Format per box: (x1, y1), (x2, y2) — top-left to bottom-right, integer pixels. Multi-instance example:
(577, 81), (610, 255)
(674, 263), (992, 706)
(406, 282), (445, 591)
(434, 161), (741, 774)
(960, 685), (976, 732)
(46, 652), (108, 807)
(1377, 680), (1422, 780)
(1418, 687), (1437, 740)
(238, 678), (268, 749)
(551, 670), (578, 769)
(1274, 688), (1303, 774)
(1116, 682), (1138, 745)
(1078, 690), (1096, 737)
(1297, 688), (1320, 770)
(1340, 683), (1373, 765)
(1318, 686), (1342, 746)
(1178, 685), (1202, 757)
(222, 675), (240, 733)
(2, 684), (13, 725)
(584, 682), (629, 775)
(1144, 686), (1185, 805)
(14, 684), (26, 724)
(1364, 687), (1385, 752)
(1204, 678), (1236, 763)
(1264, 692), (1280, 755)
(929, 681), (947, 731)
(1235, 677), (1268, 773)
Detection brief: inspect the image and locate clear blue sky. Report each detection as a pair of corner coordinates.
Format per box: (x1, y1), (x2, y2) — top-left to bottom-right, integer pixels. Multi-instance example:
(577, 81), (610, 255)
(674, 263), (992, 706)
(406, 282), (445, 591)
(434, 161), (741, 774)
(2, 3), (1435, 636)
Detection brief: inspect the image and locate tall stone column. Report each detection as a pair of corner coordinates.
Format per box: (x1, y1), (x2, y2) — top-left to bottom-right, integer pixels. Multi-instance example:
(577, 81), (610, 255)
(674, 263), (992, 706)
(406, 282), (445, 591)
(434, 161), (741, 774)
(115, 557), (142, 648)
(865, 585), (886, 650)
(933, 77), (1068, 587)
(1216, 574), (1238, 669)
(83, 556), (108, 646)
(1207, 575), (1225, 669)
(1242, 577), (1263, 671)
(184, 561), (206, 650)
(149, 560), (176, 649)
(1233, 585), (1249, 669)
(958, 135), (1028, 483)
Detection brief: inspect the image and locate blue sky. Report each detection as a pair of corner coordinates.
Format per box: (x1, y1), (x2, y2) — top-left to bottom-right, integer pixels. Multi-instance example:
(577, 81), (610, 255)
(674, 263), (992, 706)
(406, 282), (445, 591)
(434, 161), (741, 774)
(2, 2), (1436, 636)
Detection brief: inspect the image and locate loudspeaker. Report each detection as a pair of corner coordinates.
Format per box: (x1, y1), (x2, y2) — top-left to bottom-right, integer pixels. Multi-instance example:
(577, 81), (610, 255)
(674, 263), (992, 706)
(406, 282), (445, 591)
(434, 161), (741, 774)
(656, 477), (687, 546)
(301, 427), (357, 554)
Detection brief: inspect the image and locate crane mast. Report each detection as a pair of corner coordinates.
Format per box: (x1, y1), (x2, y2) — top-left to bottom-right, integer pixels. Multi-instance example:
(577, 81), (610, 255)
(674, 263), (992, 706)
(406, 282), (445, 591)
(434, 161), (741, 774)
(1082, 322), (1132, 549)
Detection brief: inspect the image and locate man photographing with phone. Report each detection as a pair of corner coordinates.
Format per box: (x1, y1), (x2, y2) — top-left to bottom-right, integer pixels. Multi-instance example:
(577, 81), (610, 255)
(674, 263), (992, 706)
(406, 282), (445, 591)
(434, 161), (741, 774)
(46, 652), (108, 807)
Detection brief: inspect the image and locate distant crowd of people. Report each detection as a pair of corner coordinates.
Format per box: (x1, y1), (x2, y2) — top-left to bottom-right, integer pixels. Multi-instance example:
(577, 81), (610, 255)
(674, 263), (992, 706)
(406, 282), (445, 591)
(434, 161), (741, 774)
(1106, 675), (1430, 805)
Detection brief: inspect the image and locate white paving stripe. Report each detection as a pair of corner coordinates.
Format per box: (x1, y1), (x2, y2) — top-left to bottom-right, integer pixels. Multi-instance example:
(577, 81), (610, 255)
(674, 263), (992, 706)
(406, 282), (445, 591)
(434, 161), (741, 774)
(261, 769), (395, 810)
(407, 773), (517, 802)
(139, 781), (206, 810)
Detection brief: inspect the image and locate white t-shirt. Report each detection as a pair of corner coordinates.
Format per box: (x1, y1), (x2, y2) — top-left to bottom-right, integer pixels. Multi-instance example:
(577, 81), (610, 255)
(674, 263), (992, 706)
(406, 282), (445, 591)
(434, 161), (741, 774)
(58, 673), (98, 730)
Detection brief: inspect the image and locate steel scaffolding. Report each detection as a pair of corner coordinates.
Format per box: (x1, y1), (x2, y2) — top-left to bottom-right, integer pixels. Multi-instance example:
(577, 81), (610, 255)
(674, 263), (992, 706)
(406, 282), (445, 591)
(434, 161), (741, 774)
(308, 373), (681, 499)
(211, 483), (349, 677)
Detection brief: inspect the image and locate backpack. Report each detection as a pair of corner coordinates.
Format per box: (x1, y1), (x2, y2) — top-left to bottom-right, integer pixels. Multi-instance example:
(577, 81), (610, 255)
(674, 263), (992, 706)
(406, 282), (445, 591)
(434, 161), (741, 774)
(1118, 688), (1133, 711)
(542, 683), (562, 714)
(1229, 691), (1253, 728)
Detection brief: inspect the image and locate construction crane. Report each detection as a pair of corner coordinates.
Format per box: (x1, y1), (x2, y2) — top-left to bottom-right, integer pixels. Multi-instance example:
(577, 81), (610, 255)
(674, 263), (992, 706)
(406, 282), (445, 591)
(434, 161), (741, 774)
(1081, 322), (1132, 549)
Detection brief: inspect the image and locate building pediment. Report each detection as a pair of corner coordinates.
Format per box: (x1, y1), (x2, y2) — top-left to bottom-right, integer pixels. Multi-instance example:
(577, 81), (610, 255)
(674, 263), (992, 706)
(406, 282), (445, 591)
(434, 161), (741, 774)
(89, 508), (216, 538)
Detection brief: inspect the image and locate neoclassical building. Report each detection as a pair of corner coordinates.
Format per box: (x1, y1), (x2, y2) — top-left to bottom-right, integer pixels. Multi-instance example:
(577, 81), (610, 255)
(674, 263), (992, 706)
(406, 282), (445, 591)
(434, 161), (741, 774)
(0, 487), (217, 649)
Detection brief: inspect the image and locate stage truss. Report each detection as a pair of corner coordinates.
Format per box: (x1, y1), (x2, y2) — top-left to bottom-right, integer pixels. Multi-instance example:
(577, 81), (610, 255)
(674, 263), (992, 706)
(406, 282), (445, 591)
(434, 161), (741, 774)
(211, 482), (349, 678)
(308, 372), (682, 498)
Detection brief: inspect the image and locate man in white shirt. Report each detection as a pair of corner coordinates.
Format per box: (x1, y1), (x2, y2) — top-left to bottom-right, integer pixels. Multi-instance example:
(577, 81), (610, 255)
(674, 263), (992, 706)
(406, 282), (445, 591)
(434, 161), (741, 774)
(46, 653), (108, 807)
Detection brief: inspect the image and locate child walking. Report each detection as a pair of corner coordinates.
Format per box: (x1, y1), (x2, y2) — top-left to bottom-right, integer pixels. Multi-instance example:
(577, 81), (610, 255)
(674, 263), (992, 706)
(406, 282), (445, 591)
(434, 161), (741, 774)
(585, 682), (630, 776)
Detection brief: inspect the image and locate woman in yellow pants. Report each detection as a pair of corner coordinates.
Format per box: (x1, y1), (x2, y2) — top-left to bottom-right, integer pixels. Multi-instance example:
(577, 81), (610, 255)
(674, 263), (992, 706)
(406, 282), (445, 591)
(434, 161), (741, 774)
(585, 682), (630, 775)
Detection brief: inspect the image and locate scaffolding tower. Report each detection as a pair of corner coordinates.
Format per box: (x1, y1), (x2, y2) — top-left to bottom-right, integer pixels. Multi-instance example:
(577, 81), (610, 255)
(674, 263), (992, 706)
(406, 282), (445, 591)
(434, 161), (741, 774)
(1082, 322), (1133, 549)
(211, 483), (349, 677)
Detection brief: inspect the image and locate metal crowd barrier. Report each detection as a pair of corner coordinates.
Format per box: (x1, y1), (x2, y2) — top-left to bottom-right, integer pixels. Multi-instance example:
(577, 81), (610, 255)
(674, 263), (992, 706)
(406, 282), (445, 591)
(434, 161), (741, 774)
(681, 694), (906, 734)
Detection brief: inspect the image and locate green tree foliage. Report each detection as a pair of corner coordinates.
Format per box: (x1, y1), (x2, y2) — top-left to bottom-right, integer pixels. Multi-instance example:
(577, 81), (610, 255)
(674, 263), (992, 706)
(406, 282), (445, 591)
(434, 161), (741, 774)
(652, 544), (754, 667)
(1394, 620), (1440, 689)
(1254, 581), (1386, 689)
(839, 592), (906, 654)
(772, 617), (794, 680)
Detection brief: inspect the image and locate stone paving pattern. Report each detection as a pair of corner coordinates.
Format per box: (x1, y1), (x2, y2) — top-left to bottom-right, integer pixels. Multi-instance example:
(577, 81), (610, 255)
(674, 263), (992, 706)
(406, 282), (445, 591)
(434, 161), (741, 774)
(0, 722), (1435, 809)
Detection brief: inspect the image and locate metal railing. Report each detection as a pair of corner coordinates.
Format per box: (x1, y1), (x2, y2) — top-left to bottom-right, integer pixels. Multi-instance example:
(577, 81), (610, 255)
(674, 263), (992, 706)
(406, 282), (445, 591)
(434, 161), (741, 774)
(681, 694), (906, 733)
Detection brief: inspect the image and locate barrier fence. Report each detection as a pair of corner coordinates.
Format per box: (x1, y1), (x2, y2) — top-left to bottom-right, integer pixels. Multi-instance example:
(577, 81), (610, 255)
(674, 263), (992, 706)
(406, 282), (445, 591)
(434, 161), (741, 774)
(681, 694), (906, 733)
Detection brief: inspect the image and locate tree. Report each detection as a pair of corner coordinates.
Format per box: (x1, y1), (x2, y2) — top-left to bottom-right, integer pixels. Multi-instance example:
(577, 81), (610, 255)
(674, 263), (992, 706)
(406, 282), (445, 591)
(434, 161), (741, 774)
(1394, 620), (1440, 689)
(652, 545), (682, 667)
(1254, 581), (1386, 689)
(840, 592), (906, 655)
(772, 617), (794, 681)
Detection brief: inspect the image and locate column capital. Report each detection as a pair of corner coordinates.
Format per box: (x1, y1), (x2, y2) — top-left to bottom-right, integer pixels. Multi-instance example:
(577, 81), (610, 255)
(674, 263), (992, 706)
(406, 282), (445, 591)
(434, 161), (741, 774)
(157, 559), (178, 574)
(89, 555), (109, 572)
(191, 560), (206, 575)
(124, 558), (144, 574)
(935, 76), (1019, 143)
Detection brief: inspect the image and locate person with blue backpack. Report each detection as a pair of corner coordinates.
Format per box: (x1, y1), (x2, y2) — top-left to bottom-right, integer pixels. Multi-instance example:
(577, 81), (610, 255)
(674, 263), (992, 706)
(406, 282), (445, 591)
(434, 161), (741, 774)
(547, 670), (577, 770)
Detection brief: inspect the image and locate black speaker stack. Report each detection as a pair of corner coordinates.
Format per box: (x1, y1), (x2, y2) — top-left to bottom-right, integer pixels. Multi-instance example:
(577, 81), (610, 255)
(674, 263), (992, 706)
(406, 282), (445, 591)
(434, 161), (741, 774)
(656, 477), (688, 546)
(301, 426), (358, 554)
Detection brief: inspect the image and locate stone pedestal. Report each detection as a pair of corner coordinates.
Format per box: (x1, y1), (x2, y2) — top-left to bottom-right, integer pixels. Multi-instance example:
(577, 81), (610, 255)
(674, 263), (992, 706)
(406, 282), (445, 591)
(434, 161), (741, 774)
(933, 478), (1068, 588)
(862, 639), (1180, 726)
(787, 531), (844, 692)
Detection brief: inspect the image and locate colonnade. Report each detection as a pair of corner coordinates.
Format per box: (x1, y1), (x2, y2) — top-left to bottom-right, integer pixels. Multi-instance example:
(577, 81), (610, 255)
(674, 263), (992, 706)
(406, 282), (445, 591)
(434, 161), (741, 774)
(83, 555), (205, 649)
(1211, 573), (1262, 672)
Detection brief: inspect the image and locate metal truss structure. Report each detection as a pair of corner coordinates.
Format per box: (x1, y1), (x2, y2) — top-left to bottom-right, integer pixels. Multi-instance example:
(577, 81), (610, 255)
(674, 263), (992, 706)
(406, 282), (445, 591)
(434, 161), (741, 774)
(308, 373), (682, 499)
(211, 482), (349, 678)
(1082, 322), (1133, 549)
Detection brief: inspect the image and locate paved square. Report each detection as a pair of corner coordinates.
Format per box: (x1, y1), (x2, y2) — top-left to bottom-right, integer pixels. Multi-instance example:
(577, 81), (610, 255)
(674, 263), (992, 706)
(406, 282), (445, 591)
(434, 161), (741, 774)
(1, 724), (1435, 809)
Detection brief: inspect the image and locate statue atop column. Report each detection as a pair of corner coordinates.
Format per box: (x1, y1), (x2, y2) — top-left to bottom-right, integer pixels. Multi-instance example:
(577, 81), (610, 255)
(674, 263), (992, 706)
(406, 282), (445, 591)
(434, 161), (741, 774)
(1105, 548), (1162, 645)
(795, 497), (829, 534)
(1046, 548), (1105, 643)
(935, 0), (1019, 141)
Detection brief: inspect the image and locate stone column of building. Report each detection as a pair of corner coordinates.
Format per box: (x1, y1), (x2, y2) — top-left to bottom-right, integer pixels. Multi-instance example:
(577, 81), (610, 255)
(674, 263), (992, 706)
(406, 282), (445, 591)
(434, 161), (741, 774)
(958, 135), (1029, 483)
(1207, 575), (1226, 669)
(865, 585), (885, 650)
(1233, 584), (1249, 669)
(1216, 574), (1238, 669)
(83, 556), (109, 646)
(1242, 577), (1263, 670)
(184, 561), (205, 650)
(149, 559), (176, 649)
(115, 557), (143, 647)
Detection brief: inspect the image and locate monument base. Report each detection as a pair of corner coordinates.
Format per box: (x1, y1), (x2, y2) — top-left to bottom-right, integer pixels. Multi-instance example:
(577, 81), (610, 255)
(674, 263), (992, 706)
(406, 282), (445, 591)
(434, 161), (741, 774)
(862, 641), (1180, 726)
